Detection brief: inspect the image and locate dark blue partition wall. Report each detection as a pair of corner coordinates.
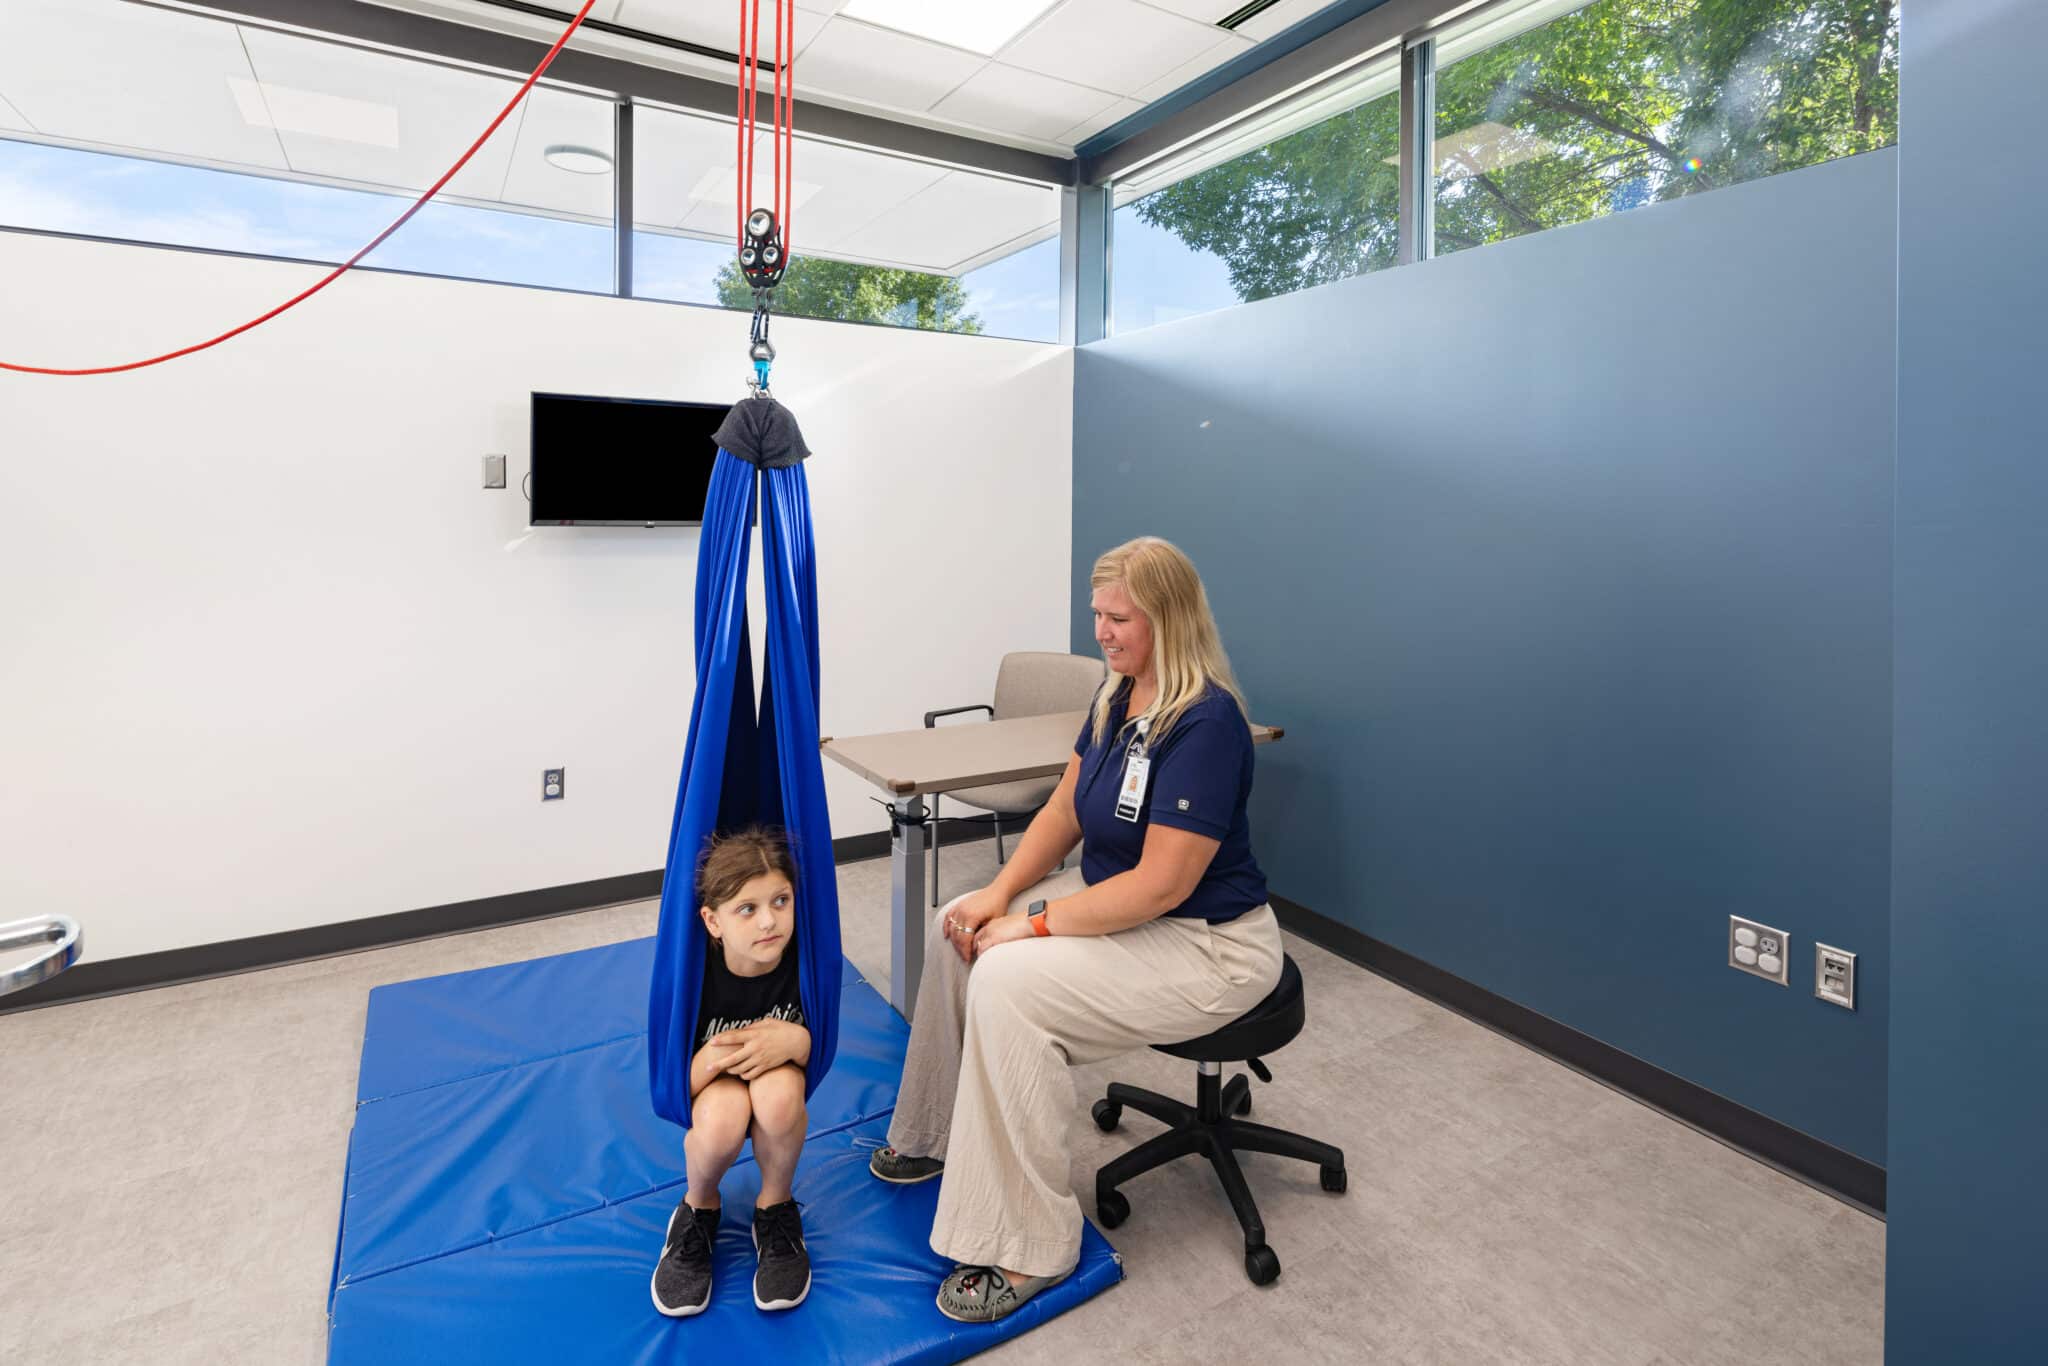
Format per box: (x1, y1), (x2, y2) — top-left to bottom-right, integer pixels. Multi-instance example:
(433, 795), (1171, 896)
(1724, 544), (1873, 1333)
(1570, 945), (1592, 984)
(1073, 150), (1897, 1163)
(1888, 0), (2048, 1357)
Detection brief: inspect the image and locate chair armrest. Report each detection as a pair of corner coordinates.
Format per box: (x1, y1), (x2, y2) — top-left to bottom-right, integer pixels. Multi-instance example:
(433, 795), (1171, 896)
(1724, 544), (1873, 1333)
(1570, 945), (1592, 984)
(924, 703), (994, 728)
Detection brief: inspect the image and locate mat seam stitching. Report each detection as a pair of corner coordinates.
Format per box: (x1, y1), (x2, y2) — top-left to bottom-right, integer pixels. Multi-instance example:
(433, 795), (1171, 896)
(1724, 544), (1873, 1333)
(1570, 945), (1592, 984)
(354, 1030), (642, 1108)
(354, 971), (885, 1108)
(334, 1105), (898, 1291)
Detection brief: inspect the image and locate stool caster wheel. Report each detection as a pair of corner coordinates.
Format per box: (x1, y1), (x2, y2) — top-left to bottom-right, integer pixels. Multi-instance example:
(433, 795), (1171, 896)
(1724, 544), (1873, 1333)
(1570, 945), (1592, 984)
(1096, 1188), (1129, 1230)
(1321, 1165), (1347, 1194)
(1234, 1091), (1252, 1117)
(1091, 1099), (1121, 1133)
(1245, 1243), (1280, 1285)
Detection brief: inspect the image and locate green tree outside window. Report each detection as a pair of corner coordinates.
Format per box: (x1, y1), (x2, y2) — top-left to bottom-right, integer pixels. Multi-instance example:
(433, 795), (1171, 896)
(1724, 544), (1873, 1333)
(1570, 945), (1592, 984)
(1133, 0), (1898, 303)
(714, 256), (982, 334)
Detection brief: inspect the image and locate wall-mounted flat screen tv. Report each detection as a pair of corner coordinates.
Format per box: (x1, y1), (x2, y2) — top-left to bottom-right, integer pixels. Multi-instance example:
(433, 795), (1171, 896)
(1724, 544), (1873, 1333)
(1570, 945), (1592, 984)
(529, 392), (730, 526)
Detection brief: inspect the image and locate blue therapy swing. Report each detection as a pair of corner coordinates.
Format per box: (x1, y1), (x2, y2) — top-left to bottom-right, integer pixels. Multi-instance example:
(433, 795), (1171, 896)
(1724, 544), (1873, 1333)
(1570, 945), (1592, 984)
(646, 397), (844, 1129)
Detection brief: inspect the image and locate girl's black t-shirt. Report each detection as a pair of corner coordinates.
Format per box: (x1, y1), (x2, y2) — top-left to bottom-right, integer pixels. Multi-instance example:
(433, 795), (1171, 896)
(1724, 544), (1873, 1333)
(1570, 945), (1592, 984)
(696, 935), (805, 1050)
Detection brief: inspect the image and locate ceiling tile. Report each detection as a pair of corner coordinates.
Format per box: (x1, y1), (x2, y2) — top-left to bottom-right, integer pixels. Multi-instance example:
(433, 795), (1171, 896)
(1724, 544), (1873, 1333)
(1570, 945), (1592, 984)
(613, 1), (828, 56)
(1136, 0), (1243, 21)
(930, 63), (1118, 143)
(836, 169), (1058, 273)
(1059, 97), (1144, 146)
(241, 25), (519, 200)
(1135, 33), (1252, 102)
(681, 134), (950, 252)
(997, 0), (1223, 98)
(1235, 0), (1322, 41)
(499, 84), (619, 220)
(628, 104), (736, 227)
(0, 0), (285, 169)
(794, 18), (988, 110)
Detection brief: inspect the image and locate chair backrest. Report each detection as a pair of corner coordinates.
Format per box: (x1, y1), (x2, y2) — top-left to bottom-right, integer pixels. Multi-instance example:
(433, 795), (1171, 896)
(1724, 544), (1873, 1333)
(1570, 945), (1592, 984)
(991, 651), (1107, 721)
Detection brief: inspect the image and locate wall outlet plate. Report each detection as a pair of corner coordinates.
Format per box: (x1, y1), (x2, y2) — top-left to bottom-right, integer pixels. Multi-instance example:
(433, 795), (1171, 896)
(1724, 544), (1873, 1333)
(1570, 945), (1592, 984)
(543, 767), (564, 801)
(1729, 915), (1790, 986)
(484, 453), (507, 489)
(1814, 942), (1856, 1009)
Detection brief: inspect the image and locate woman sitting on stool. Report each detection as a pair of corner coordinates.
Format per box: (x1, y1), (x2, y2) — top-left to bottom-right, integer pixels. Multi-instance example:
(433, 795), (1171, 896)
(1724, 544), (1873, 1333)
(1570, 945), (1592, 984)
(868, 535), (1284, 1324)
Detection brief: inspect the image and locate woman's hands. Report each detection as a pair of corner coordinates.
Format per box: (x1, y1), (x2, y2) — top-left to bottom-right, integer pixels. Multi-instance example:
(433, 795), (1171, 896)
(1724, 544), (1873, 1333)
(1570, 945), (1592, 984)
(971, 912), (1037, 959)
(708, 1018), (811, 1081)
(942, 884), (1012, 963)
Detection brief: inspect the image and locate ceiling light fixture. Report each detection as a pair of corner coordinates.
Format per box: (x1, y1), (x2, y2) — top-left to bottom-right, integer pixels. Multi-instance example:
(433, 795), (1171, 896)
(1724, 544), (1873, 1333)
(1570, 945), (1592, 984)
(838, 0), (1061, 56)
(544, 143), (614, 174)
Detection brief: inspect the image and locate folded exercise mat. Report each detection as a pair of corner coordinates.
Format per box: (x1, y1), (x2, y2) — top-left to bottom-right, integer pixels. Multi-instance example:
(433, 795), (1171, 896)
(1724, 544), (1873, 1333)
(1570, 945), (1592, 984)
(329, 939), (1122, 1364)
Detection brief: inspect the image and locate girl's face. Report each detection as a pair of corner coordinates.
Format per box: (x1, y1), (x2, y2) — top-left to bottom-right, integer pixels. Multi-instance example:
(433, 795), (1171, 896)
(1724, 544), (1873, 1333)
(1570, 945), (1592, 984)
(699, 870), (794, 974)
(1092, 581), (1155, 683)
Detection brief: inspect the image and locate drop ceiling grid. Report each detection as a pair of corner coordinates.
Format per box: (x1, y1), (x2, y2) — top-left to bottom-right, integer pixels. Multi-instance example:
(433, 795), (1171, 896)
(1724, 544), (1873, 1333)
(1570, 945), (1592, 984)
(592, 0), (1263, 148)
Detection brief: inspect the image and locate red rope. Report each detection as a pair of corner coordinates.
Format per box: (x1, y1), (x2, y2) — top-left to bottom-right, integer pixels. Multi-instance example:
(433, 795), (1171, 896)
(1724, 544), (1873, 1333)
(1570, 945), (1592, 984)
(734, 0), (793, 259)
(2, 2), (599, 378)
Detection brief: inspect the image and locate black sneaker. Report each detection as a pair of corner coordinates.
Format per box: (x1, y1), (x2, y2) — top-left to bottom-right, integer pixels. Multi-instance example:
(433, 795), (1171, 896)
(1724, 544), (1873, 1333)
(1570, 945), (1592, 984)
(751, 1200), (811, 1311)
(650, 1199), (720, 1317)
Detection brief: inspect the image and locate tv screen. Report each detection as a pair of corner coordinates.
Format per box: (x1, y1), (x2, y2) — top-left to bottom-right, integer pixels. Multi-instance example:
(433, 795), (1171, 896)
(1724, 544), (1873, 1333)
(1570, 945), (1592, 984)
(529, 392), (730, 526)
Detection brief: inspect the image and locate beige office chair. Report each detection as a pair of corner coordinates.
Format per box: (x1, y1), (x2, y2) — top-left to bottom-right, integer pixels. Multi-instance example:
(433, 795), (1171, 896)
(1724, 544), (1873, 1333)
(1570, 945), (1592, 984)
(923, 651), (1107, 906)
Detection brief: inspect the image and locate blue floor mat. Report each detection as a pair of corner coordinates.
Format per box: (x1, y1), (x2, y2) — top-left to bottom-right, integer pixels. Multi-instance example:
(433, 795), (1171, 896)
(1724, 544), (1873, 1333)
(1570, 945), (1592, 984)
(328, 938), (1122, 1363)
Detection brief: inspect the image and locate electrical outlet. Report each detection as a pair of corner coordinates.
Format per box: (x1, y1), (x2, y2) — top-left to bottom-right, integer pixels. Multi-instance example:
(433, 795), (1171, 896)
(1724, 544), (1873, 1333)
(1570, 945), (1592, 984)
(483, 453), (507, 489)
(1815, 943), (1856, 1009)
(543, 768), (564, 801)
(1729, 915), (1789, 986)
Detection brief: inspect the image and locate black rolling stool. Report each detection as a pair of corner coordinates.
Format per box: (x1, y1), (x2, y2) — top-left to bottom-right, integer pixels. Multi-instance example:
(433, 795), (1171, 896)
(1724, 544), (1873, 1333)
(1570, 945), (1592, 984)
(1090, 954), (1346, 1285)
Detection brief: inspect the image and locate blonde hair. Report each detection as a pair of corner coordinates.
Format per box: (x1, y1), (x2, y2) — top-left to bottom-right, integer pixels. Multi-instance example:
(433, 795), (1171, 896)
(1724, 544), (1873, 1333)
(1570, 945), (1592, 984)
(1086, 536), (1248, 750)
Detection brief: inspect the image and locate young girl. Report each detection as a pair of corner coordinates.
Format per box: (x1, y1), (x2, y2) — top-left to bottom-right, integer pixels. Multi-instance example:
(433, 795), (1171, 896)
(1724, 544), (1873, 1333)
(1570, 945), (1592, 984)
(651, 826), (813, 1317)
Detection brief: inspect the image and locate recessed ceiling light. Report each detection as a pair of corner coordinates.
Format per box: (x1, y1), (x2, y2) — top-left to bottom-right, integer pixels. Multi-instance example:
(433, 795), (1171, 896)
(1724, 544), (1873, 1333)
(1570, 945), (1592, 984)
(544, 143), (614, 174)
(838, 0), (1061, 56)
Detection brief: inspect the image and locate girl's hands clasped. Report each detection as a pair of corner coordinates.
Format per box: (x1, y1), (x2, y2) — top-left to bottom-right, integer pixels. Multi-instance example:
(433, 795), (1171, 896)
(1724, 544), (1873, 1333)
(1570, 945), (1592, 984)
(710, 1017), (808, 1081)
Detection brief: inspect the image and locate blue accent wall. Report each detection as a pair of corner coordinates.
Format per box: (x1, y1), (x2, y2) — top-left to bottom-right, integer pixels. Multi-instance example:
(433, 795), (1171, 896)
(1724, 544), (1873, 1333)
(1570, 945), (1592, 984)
(1073, 151), (1897, 1163)
(1888, 0), (2048, 1356)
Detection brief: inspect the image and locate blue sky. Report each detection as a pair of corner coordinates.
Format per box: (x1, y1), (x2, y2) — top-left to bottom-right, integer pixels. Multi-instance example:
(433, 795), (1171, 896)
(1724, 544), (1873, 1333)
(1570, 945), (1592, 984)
(0, 136), (1088, 344)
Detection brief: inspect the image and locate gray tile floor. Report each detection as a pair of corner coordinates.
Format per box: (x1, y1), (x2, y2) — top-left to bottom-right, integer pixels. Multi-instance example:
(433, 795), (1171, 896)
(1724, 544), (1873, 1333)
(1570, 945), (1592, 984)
(0, 845), (1884, 1364)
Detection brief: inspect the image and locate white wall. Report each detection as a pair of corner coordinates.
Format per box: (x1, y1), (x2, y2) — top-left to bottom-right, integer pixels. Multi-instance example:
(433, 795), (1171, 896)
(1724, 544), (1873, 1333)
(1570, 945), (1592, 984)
(0, 232), (1074, 963)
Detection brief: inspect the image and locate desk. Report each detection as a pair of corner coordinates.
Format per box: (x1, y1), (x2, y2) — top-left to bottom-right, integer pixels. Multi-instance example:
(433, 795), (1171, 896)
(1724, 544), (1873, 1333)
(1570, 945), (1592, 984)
(822, 710), (1283, 1020)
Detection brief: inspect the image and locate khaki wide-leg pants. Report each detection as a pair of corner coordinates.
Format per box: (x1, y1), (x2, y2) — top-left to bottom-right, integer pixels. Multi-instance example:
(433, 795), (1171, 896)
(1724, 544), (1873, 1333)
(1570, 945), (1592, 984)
(885, 866), (1284, 1278)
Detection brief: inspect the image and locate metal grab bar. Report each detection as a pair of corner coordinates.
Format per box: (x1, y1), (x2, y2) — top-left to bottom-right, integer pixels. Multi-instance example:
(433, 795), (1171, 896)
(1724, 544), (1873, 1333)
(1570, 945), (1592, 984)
(0, 915), (83, 998)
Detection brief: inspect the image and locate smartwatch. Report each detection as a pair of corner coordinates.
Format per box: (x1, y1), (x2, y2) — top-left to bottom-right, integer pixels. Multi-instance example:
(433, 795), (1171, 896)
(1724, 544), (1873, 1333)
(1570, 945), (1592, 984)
(1027, 899), (1052, 937)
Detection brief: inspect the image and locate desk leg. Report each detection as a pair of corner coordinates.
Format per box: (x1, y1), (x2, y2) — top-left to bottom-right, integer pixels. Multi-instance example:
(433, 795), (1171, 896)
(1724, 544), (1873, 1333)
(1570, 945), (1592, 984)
(889, 797), (929, 1022)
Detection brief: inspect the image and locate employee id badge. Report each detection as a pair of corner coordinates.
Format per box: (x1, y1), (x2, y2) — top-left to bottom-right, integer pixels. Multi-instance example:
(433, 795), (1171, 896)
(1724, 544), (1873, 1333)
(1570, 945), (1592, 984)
(1115, 718), (1153, 822)
(1115, 754), (1151, 821)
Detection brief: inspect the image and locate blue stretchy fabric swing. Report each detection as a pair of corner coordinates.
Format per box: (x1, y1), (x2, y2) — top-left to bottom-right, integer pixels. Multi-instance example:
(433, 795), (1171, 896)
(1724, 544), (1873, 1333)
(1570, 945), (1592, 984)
(647, 447), (842, 1129)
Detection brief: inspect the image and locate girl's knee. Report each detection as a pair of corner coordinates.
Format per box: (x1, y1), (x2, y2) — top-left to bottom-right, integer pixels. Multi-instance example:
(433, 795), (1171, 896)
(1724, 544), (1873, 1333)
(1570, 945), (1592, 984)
(690, 1077), (752, 1149)
(748, 1066), (807, 1136)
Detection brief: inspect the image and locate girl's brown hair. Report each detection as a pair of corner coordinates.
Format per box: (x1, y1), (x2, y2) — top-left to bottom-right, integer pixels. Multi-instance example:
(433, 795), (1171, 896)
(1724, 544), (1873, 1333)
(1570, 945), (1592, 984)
(696, 825), (798, 913)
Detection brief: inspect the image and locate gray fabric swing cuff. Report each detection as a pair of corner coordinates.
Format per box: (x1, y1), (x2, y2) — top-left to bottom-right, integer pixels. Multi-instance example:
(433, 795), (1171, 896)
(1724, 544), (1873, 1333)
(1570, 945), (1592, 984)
(715, 395), (812, 468)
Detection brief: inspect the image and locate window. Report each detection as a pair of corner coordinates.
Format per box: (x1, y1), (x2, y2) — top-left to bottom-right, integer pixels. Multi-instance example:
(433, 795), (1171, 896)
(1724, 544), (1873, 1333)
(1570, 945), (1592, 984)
(1110, 56), (1401, 334)
(0, 0), (616, 292)
(630, 104), (1060, 342)
(1431, 0), (1901, 256)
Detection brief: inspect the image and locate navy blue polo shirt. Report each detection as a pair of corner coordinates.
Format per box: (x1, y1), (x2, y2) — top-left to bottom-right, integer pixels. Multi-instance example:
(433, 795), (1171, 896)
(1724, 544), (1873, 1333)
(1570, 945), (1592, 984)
(1072, 682), (1269, 922)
